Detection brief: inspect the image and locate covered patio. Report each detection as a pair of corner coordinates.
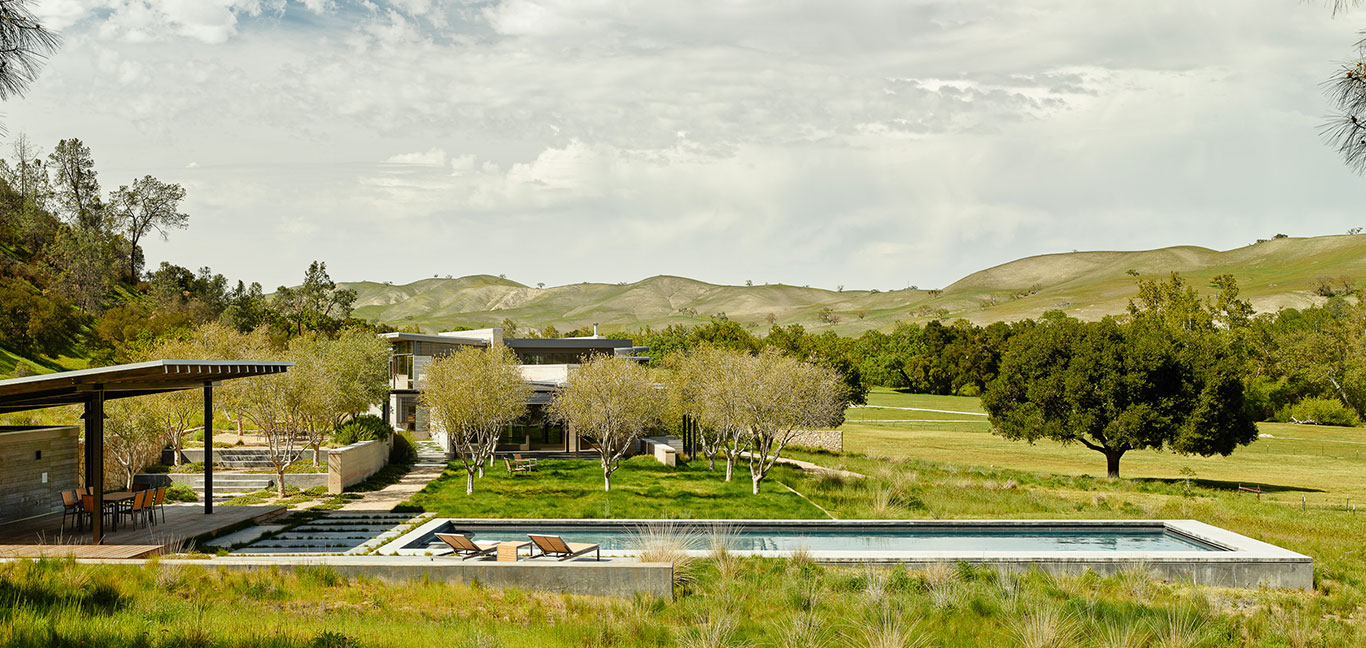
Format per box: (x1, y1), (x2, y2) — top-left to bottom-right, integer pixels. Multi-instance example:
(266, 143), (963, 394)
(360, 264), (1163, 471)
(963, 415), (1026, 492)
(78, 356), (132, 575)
(0, 359), (292, 554)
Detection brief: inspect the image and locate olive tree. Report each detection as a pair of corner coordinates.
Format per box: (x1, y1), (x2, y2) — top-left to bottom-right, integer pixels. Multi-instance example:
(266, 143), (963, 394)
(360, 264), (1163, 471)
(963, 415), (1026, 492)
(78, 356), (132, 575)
(422, 345), (529, 494)
(664, 347), (738, 474)
(286, 331), (389, 467)
(105, 399), (163, 490)
(740, 350), (846, 494)
(550, 354), (660, 491)
(237, 369), (303, 497)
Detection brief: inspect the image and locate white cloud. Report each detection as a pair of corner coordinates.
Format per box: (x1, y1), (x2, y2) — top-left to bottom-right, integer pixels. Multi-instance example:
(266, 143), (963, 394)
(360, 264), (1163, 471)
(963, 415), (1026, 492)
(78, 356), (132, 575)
(8, 0), (1366, 292)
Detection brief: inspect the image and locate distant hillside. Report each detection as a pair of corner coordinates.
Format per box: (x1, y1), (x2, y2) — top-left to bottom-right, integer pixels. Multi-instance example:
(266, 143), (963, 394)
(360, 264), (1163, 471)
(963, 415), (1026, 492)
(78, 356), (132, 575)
(343, 234), (1366, 335)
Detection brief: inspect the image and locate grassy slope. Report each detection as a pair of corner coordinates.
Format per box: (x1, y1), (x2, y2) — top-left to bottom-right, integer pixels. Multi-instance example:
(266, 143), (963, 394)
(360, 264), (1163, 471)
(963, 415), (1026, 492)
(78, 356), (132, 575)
(343, 234), (1366, 334)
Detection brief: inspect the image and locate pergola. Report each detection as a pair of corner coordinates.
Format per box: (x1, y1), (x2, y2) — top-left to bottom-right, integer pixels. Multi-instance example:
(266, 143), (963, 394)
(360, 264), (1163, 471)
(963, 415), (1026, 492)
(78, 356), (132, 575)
(0, 359), (291, 544)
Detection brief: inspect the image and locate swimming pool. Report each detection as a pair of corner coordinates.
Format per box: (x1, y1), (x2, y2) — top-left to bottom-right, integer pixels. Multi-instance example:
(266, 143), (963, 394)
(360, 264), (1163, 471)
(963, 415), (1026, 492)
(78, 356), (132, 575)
(383, 518), (1313, 589)
(402, 521), (1217, 553)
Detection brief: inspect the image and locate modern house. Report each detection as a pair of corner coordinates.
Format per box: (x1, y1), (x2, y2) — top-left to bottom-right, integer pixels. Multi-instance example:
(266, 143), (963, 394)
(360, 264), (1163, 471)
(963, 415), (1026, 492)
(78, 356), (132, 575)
(380, 328), (647, 455)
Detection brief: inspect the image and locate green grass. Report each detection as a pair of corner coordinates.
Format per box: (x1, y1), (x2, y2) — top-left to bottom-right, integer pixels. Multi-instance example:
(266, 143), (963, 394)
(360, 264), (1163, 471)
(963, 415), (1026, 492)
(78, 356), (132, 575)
(844, 388), (1366, 506)
(401, 456), (827, 519)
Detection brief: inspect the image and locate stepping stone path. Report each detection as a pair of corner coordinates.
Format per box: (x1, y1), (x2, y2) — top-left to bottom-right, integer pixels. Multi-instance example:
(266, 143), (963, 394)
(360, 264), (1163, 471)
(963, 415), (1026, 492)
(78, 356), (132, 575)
(230, 512), (421, 555)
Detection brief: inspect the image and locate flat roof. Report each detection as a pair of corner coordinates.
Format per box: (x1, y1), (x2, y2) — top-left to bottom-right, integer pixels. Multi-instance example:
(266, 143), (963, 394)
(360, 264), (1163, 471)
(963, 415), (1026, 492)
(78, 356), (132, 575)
(380, 332), (489, 346)
(0, 359), (292, 414)
(504, 338), (634, 349)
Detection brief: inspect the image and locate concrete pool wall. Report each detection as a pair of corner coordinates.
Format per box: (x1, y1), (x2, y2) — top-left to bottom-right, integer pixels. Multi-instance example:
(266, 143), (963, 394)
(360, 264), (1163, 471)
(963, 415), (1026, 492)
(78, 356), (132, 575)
(385, 518), (1314, 590)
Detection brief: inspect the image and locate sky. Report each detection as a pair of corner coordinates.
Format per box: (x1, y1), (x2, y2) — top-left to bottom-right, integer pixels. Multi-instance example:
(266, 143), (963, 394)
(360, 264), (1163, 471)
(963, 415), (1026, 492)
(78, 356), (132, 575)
(10, 0), (1366, 291)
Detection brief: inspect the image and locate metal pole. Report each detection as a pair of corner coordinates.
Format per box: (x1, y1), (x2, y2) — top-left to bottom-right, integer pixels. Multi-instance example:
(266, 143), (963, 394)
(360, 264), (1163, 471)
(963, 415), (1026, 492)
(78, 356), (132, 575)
(204, 382), (213, 515)
(86, 389), (105, 544)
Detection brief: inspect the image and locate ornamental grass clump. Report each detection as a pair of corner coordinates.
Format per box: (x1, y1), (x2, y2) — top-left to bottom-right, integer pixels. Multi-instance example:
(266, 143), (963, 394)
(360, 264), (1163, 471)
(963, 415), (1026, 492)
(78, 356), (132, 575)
(628, 521), (701, 586)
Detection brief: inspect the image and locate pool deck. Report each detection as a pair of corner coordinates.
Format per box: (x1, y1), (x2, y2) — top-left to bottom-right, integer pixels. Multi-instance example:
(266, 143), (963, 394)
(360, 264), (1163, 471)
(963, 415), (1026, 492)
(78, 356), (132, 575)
(387, 518), (1314, 590)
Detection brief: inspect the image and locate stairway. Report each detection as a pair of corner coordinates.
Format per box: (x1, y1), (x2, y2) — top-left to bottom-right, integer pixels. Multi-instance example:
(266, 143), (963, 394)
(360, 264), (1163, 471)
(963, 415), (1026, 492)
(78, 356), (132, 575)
(176, 473), (275, 502)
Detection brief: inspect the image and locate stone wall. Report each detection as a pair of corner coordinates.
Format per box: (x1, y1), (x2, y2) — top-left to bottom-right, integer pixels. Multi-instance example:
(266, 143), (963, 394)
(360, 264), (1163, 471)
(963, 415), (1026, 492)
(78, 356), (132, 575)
(327, 437), (391, 494)
(788, 429), (842, 453)
(0, 426), (79, 523)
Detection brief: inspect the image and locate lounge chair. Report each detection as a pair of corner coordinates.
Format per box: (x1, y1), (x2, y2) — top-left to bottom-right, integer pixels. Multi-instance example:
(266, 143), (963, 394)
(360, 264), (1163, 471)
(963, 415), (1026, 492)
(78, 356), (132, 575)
(528, 534), (600, 561)
(435, 533), (500, 560)
(513, 454), (538, 471)
(505, 457), (532, 475)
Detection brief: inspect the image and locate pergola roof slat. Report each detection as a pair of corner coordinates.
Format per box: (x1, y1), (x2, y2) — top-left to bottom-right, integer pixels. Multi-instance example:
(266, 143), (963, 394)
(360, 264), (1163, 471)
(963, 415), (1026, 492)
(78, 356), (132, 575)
(0, 360), (293, 413)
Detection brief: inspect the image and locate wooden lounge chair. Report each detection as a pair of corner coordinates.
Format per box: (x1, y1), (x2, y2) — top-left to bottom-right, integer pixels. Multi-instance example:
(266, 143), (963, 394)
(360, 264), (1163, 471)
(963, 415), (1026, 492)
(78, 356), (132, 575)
(513, 454), (538, 471)
(528, 534), (600, 561)
(505, 457), (532, 475)
(435, 533), (500, 560)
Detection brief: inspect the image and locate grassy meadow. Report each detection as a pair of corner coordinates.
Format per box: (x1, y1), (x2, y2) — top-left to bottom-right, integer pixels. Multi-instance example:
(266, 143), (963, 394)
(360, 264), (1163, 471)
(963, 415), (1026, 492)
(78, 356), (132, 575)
(844, 388), (1366, 507)
(8, 388), (1366, 646)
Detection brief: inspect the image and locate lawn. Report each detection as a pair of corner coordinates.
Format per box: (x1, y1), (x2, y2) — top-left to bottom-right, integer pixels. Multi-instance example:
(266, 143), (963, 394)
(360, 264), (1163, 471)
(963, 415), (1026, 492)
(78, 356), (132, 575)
(401, 456), (829, 519)
(844, 388), (1366, 506)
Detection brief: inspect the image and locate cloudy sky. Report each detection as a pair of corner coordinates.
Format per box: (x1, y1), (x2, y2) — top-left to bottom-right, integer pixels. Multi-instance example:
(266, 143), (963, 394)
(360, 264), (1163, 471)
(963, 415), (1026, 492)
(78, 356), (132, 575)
(11, 0), (1366, 291)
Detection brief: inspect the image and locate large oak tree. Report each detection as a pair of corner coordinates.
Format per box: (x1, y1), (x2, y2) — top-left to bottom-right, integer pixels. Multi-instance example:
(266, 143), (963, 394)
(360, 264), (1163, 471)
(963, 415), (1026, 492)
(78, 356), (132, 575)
(983, 313), (1257, 479)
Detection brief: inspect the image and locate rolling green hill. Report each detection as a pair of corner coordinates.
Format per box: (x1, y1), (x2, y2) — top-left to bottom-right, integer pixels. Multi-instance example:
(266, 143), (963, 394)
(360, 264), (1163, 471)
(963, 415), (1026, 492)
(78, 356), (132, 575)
(344, 234), (1366, 335)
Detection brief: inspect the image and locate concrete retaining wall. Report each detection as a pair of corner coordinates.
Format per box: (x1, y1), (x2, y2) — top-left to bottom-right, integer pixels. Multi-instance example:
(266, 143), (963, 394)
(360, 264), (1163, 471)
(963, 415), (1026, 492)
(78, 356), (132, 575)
(788, 429), (842, 453)
(328, 438), (391, 494)
(0, 426), (79, 523)
(136, 472), (329, 491)
(173, 447), (329, 464)
(640, 437), (678, 466)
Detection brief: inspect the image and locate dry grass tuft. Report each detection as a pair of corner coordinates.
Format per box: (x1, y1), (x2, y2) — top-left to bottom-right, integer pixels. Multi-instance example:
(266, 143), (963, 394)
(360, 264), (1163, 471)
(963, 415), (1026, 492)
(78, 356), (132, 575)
(629, 520), (702, 586)
(678, 612), (744, 648)
(1149, 609), (1209, 648)
(843, 614), (931, 648)
(1007, 607), (1078, 648)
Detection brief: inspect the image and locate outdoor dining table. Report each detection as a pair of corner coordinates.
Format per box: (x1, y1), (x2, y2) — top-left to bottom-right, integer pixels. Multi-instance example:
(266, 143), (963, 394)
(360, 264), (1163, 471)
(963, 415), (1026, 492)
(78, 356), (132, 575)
(99, 491), (135, 532)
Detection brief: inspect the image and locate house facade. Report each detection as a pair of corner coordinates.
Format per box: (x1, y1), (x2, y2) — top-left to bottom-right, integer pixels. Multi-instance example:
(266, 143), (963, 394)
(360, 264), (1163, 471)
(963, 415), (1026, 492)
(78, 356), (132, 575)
(380, 328), (647, 454)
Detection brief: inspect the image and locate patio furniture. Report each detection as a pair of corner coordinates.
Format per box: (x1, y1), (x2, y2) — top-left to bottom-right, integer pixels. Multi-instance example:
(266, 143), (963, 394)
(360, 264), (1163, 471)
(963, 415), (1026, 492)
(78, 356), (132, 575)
(513, 454), (538, 471)
(504, 457), (533, 475)
(496, 541), (531, 562)
(117, 490), (150, 530)
(435, 533), (500, 560)
(79, 494), (117, 533)
(151, 487), (167, 524)
(528, 534), (600, 561)
(60, 490), (82, 531)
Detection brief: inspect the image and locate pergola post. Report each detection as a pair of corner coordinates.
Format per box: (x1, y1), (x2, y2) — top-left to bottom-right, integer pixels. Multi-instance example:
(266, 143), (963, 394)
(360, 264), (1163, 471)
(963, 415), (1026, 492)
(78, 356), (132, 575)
(203, 382), (213, 514)
(84, 388), (105, 544)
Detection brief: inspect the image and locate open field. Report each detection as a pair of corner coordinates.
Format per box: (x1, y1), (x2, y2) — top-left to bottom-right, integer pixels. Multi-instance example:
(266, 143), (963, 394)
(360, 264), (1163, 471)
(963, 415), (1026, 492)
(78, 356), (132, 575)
(843, 389), (1366, 507)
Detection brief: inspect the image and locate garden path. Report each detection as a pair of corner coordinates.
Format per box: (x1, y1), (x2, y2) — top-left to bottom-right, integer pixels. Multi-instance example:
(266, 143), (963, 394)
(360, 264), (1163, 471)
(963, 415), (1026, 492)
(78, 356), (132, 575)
(338, 439), (448, 512)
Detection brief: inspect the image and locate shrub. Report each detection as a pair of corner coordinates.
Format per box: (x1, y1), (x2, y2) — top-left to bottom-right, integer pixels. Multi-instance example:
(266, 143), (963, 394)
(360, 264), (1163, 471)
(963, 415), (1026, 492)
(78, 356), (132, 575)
(390, 431), (418, 466)
(1279, 397), (1361, 427)
(334, 414), (392, 445)
(165, 482), (198, 502)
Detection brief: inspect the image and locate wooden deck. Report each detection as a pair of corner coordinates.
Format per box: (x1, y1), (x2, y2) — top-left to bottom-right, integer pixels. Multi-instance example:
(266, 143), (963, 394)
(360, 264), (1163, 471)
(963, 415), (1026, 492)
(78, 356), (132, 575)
(0, 504), (285, 559)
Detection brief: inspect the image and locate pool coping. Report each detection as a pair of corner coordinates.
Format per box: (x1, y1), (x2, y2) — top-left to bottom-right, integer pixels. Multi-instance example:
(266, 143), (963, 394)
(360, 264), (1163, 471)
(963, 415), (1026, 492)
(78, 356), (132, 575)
(382, 518), (1313, 590)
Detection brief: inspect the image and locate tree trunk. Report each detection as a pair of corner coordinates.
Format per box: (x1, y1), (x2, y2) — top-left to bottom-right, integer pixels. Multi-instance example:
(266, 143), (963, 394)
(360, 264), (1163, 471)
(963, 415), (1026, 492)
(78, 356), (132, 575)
(277, 469), (287, 498)
(604, 470), (612, 492)
(751, 472), (762, 495)
(707, 454), (716, 471)
(724, 455), (734, 482)
(1105, 450), (1123, 479)
(312, 445), (321, 467)
(466, 470), (474, 495)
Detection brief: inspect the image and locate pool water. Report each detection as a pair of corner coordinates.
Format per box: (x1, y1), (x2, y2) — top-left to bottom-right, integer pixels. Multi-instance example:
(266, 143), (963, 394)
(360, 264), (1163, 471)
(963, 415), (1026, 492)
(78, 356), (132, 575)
(420, 524), (1219, 553)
